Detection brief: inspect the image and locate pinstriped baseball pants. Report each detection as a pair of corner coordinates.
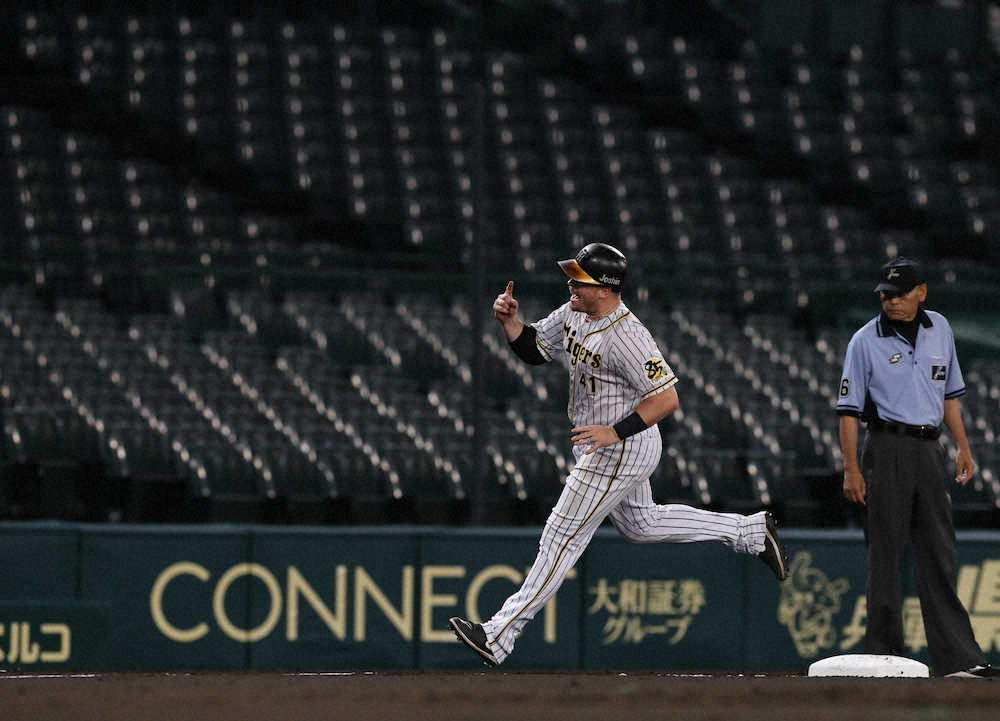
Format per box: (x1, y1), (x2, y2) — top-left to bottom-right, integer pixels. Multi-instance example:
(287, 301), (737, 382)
(481, 434), (768, 664)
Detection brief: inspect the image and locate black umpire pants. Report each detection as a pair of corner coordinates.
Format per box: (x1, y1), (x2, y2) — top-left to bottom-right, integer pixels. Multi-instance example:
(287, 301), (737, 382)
(861, 430), (985, 675)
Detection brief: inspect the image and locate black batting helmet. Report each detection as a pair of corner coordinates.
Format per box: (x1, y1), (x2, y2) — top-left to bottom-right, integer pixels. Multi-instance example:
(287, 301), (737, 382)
(558, 243), (627, 290)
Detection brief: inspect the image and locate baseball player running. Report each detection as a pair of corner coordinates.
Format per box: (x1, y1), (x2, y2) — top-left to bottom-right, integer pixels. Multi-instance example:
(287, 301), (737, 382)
(450, 243), (788, 666)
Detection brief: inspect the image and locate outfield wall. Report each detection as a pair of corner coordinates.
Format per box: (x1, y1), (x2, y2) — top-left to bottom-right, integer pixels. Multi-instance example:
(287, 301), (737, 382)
(2, 523), (998, 672)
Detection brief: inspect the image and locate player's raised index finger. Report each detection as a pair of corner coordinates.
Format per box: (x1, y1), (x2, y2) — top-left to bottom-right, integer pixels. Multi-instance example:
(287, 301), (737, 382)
(505, 281), (514, 297)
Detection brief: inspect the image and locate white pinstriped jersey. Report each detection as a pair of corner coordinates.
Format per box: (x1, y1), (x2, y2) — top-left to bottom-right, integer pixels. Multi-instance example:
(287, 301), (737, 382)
(473, 299), (773, 667)
(478, 300), (769, 666)
(530, 301), (678, 429)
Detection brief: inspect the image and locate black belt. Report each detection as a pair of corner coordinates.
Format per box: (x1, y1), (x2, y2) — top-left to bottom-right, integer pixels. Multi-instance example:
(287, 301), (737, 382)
(868, 419), (940, 440)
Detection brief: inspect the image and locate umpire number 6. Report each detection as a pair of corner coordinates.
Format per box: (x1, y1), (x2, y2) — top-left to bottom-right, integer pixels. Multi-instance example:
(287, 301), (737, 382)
(840, 378), (850, 397)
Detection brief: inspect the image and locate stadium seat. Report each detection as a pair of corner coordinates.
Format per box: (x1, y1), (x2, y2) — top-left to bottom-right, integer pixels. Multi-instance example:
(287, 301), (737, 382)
(1, 8), (998, 528)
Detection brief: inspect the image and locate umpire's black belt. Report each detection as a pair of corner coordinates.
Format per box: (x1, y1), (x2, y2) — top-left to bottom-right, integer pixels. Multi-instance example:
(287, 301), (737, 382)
(868, 419), (940, 440)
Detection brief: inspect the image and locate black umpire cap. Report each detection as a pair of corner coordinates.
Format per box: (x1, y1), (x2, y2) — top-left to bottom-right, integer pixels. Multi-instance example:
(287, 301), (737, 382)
(558, 243), (627, 290)
(874, 257), (925, 294)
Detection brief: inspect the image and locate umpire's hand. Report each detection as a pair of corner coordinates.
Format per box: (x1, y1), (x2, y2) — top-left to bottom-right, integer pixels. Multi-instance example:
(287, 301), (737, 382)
(954, 446), (975, 486)
(843, 467), (866, 505)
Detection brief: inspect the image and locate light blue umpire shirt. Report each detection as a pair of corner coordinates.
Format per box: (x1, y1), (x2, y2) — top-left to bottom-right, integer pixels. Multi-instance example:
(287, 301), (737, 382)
(836, 308), (965, 427)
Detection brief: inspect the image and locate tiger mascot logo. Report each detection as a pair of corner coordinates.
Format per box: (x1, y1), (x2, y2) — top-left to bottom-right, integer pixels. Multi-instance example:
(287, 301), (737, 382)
(778, 551), (850, 657)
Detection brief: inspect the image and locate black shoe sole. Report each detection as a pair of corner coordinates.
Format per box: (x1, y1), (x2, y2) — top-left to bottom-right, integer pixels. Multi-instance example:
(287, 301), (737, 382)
(448, 618), (499, 667)
(763, 515), (789, 581)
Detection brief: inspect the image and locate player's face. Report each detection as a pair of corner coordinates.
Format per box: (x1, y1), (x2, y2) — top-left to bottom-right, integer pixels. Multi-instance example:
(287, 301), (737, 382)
(567, 279), (604, 312)
(879, 284), (926, 322)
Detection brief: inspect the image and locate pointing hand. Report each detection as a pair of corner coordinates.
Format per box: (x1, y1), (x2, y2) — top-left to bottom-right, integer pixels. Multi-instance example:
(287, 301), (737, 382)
(493, 281), (518, 319)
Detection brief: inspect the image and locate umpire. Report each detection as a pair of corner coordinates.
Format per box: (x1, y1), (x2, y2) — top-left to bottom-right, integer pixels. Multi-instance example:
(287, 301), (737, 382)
(836, 257), (996, 678)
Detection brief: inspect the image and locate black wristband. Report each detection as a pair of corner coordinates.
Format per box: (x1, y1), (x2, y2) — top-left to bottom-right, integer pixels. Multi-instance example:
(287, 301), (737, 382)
(613, 411), (647, 440)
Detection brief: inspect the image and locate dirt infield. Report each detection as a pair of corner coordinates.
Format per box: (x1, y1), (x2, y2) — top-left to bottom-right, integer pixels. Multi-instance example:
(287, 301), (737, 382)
(2, 671), (999, 721)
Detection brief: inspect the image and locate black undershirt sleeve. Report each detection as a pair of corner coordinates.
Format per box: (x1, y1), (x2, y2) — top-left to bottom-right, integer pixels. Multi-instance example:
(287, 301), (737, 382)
(509, 325), (547, 365)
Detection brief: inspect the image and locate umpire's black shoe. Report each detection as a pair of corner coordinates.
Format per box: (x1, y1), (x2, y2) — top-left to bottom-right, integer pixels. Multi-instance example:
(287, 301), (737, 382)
(945, 664), (1000, 678)
(449, 617), (499, 667)
(758, 512), (789, 581)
